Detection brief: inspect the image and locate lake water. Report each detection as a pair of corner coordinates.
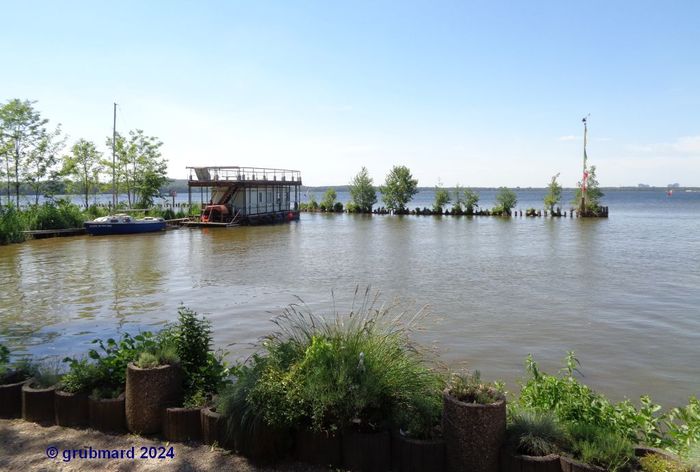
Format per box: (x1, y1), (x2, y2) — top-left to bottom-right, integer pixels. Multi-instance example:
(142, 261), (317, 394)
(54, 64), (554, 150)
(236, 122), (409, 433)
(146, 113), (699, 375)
(1, 189), (699, 408)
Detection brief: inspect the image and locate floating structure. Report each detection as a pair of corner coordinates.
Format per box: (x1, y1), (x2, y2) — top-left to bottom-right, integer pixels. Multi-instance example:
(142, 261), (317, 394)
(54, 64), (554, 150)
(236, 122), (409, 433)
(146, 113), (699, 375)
(185, 166), (302, 226)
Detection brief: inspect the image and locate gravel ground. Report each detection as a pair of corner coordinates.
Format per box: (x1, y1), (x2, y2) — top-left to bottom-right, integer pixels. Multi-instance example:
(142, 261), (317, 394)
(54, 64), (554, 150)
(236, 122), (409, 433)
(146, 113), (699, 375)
(0, 419), (326, 472)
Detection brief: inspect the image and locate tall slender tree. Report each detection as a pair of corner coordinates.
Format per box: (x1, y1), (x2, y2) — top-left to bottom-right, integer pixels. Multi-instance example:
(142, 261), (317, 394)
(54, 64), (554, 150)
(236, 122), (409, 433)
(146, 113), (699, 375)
(63, 139), (103, 208)
(544, 173), (562, 213)
(0, 99), (48, 207)
(349, 166), (377, 213)
(25, 125), (65, 204)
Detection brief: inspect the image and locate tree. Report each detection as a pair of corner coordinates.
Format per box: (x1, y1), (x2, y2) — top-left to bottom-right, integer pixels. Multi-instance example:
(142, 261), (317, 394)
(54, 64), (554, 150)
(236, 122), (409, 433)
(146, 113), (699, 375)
(123, 130), (168, 207)
(573, 165), (604, 214)
(349, 166), (377, 213)
(452, 184), (465, 212)
(104, 132), (129, 205)
(63, 139), (103, 208)
(433, 181), (450, 213)
(0, 99), (48, 207)
(107, 129), (168, 207)
(320, 188), (337, 211)
(380, 165), (418, 212)
(495, 187), (517, 215)
(25, 125), (65, 204)
(463, 188), (480, 215)
(544, 173), (562, 213)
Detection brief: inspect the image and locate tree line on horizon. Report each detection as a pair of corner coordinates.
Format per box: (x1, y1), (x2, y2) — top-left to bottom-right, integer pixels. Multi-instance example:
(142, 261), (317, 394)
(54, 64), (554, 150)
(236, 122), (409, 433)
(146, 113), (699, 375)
(0, 98), (169, 209)
(306, 165), (603, 216)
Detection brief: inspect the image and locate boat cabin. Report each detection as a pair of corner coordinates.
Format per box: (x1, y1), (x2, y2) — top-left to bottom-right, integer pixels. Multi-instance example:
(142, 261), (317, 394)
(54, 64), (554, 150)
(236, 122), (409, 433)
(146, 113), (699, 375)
(186, 166), (302, 225)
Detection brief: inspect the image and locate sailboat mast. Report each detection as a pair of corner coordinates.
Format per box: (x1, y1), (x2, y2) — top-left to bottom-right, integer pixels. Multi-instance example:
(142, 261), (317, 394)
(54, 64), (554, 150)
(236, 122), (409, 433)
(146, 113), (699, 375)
(112, 102), (117, 209)
(581, 115), (589, 211)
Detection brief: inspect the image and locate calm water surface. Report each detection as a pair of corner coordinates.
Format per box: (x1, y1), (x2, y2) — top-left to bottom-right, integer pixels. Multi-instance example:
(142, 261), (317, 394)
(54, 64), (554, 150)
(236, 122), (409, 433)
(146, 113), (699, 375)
(1, 190), (699, 407)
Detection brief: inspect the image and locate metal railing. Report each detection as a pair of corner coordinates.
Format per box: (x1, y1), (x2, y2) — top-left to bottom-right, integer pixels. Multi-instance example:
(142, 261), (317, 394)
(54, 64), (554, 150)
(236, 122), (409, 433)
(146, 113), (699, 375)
(187, 166), (301, 183)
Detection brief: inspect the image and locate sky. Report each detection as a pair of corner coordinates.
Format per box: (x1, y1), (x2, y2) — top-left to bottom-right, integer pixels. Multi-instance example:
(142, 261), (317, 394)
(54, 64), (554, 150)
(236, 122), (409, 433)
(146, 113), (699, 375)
(1, 1), (699, 187)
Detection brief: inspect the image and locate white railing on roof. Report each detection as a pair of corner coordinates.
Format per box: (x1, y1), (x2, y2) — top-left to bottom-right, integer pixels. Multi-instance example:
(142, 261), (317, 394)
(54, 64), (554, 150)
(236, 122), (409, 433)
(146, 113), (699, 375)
(187, 166), (301, 183)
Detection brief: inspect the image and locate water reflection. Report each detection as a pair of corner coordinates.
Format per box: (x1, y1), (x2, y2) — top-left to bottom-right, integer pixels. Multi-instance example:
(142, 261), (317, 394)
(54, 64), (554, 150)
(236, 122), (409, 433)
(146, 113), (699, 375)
(0, 208), (699, 407)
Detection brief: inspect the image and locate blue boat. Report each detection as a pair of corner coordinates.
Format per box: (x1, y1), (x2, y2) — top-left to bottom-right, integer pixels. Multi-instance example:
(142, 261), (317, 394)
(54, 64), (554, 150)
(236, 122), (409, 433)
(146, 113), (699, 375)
(84, 214), (166, 236)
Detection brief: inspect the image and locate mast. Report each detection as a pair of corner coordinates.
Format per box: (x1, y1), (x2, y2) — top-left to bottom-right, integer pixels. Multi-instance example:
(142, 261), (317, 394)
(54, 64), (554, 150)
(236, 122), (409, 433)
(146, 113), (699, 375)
(112, 102), (117, 209)
(581, 115), (589, 213)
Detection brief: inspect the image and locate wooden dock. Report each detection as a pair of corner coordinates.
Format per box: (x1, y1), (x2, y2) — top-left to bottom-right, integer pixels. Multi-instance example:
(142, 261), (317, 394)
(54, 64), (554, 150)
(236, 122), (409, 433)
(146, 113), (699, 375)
(22, 228), (86, 239)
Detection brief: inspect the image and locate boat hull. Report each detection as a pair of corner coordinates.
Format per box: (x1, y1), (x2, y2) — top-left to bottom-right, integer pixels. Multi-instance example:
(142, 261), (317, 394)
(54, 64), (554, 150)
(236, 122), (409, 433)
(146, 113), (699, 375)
(84, 221), (166, 236)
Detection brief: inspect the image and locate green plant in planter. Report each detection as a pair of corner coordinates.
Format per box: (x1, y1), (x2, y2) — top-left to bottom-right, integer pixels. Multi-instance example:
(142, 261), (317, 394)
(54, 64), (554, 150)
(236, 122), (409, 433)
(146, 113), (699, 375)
(517, 352), (667, 447)
(88, 331), (158, 393)
(217, 354), (271, 449)
(505, 409), (567, 456)
(60, 358), (102, 394)
(28, 361), (63, 388)
(135, 352), (160, 369)
(159, 306), (229, 400)
(247, 290), (442, 435)
(183, 388), (207, 409)
(447, 370), (504, 404)
(0, 345), (38, 384)
(566, 423), (634, 472)
(394, 381), (444, 439)
(639, 453), (691, 472)
(0, 343), (9, 366)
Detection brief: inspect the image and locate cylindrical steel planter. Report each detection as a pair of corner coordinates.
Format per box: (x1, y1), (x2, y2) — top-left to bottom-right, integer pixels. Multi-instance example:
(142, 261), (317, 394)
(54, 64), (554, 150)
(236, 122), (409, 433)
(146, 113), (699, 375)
(55, 390), (89, 427)
(125, 363), (182, 434)
(22, 384), (56, 425)
(443, 390), (506, 472)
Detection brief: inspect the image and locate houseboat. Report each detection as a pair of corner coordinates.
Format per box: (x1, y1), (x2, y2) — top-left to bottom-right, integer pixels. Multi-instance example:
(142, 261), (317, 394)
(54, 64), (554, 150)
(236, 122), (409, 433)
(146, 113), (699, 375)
(185, 166), (302, 226)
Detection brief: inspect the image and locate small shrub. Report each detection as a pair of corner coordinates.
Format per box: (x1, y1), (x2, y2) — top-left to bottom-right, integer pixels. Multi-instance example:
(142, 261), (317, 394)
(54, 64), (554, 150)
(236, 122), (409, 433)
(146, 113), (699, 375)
(447, 370), (503, 404)
(639, 453), (690, 472)
(135, 351), (159, 369)
(60, 358), (102, 394)
(183, 388), (207, 409)
(0, 343), (9, 368)
(506, 409), (566, 456)
(29, 360), (63, 388)
(567, 423), (634, 472)
(0, 205), (26, 245)
(89, 332), (158, 391)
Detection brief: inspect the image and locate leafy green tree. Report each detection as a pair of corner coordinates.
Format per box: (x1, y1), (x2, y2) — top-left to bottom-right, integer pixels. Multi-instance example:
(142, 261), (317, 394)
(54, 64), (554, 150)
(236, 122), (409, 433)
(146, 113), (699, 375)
(452, 184), (464, 212)
(380, 165), (418, 212)
(25, 125), (65, 205)
(104, 132), (129, 205)
(544, 173), (562, 213)
(349, 166), (377, 213)
(433, 182), (450, 213)
(573, 165), (604, 214)
(320, 188), (337, 211)
(463, 188), (480, 215)
(495, 187), (517, 215)
(0, 99), (49, 207)
(63, 139), (103, 207)
(127, 130), (168, 207)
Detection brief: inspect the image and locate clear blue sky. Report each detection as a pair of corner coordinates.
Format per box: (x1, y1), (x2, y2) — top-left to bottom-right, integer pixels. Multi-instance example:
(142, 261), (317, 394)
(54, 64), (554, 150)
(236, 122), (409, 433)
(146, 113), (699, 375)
(2, 1), (699, 187)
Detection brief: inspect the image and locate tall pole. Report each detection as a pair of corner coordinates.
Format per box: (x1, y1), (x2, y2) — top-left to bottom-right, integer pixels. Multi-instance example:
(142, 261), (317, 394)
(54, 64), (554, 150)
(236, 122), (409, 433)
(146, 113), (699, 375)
(581, 116), (589, 213)
(112, 102), (117, 209)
